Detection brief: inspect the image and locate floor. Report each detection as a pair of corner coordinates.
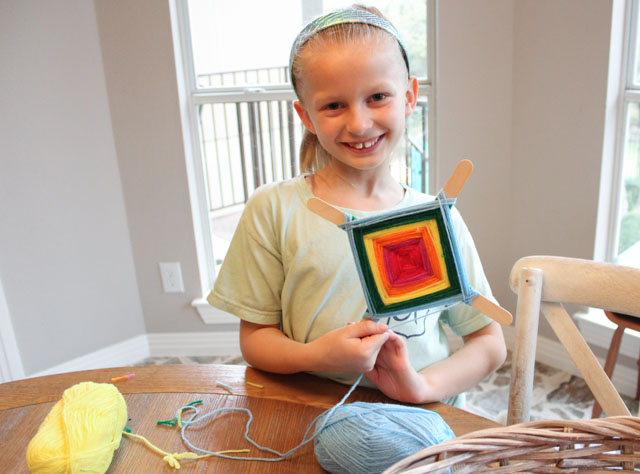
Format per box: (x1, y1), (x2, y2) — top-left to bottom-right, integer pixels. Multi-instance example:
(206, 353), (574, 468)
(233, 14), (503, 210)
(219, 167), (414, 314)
(465, 355), (638, 424)
(135, 353), (638, 424)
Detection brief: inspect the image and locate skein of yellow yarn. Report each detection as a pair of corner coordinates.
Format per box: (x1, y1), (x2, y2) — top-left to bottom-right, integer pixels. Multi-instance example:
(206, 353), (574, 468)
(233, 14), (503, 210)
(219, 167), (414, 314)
(26, 381), (127, 473)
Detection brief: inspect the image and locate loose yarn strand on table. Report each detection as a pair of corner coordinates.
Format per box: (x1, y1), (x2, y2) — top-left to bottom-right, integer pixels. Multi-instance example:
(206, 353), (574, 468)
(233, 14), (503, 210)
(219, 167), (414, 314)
(177, 373), (365, 462)
(175, 371), (455, 474)
(121, 431), (249, 469)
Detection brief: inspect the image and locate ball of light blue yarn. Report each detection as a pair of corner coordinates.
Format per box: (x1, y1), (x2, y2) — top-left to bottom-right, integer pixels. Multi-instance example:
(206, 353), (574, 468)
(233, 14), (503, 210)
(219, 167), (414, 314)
(314, 402), (455, 474)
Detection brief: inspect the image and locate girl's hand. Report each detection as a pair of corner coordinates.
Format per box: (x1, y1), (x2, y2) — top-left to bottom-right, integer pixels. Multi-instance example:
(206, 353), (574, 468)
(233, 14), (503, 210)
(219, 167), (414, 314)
(366, 322), (507, 404)
(310, 319), (391, 373)
(364, 332), (432, 404)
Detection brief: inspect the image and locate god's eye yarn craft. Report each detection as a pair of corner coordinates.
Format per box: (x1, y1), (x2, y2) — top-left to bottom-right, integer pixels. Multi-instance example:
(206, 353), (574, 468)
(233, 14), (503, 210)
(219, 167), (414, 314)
(308, 160), (513, 326)
(340, 194), (467, 317)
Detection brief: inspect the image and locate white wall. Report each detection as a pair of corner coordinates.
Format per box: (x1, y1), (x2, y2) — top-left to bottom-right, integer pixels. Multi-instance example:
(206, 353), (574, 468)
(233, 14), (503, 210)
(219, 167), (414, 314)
(0, 0), (146, 374)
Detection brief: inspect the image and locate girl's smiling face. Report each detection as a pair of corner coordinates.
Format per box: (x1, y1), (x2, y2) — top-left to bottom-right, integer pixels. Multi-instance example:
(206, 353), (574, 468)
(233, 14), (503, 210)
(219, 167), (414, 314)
(294, 37), (418, 175)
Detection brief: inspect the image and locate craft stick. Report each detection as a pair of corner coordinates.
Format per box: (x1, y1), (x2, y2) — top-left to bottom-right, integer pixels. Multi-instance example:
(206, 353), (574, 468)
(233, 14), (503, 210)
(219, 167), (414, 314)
(442, 160), (473, 199)
(307, 197), (346, 225)
(471, 294), (513, 326)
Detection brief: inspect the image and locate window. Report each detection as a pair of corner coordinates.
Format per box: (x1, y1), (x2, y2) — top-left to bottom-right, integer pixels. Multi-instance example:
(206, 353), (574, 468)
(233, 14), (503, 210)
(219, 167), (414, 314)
(578, 0), (640, 370)
(611, 0), (640, 268)
(172, 0), (435, 321)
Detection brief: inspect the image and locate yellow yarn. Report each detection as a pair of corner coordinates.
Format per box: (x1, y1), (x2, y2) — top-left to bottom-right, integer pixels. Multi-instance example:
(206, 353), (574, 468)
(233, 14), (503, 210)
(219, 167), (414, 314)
(121, 431), (249, 469)
(26, 381), (127, 473)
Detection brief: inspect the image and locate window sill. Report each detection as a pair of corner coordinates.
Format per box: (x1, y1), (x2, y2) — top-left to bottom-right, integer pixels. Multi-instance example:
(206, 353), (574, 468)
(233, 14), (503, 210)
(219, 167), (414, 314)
(575, 308), (639, 359)
(192, 298), (239, 326)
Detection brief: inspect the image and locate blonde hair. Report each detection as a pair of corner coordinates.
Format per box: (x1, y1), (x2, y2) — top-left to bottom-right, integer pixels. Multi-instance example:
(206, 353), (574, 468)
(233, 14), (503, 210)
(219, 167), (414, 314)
(291, 5), (409, 174)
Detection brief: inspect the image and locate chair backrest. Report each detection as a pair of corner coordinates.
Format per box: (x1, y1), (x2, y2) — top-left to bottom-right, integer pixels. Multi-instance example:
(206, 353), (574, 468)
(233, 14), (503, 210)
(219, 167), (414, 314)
(507, 256), (640, 425)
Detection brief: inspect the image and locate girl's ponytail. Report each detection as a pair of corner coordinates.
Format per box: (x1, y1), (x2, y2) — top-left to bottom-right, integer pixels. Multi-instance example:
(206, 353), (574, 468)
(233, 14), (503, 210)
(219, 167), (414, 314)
(299, 129), (330, 173)
(299, 130), (316, 173)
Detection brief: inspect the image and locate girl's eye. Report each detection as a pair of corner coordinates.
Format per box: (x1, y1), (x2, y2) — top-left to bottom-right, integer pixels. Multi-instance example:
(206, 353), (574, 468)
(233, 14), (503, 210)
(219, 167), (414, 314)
(371, 93), (387, 102)
(325, 102), (341, 111)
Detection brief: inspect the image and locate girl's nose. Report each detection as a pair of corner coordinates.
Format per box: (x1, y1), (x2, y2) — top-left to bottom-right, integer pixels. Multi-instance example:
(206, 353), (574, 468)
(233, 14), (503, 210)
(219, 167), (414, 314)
(346, 107), (372, 136)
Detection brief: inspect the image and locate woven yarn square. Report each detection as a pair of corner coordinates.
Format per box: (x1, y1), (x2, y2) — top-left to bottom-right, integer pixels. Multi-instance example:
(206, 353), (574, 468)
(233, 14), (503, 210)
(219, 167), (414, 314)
(340, 193), (475, 318)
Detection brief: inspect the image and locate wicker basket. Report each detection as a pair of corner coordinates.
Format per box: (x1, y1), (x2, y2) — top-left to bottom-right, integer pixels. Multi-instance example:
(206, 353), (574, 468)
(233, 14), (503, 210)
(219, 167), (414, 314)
(383, 416), (640, 473)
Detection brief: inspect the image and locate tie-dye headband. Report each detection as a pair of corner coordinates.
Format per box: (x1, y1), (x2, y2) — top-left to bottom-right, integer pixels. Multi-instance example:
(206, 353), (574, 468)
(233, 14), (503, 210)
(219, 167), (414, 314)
(289, 8), (411, 87)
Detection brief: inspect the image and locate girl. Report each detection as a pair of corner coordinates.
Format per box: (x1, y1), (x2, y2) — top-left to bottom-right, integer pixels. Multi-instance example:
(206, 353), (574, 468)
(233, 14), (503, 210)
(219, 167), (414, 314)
(208, 5), (506, 408)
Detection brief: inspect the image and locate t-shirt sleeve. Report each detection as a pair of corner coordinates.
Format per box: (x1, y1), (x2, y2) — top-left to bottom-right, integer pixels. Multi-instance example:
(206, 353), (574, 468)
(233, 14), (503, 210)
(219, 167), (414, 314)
(207, 187), (284, 326)
(441, 207), (495, 336)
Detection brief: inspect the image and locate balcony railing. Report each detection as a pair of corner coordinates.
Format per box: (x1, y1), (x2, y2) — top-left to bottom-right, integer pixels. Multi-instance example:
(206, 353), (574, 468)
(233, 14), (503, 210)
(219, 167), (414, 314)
(197, 67), (429, 215)
(198, 66), (290, 88)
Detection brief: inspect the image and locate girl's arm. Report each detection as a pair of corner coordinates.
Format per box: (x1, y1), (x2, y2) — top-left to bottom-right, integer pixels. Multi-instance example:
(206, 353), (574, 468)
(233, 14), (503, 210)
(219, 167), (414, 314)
(239, 319), (393, 374)
(365, 321), (507, 404)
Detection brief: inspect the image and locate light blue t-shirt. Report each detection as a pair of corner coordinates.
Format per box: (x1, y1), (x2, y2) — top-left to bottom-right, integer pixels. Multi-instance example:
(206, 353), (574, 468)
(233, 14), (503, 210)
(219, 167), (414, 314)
(208, 175), (495, 407)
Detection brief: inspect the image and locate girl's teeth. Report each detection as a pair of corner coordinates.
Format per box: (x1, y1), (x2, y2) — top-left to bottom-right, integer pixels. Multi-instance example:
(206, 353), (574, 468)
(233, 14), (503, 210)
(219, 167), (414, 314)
(352, 138), (377, 149)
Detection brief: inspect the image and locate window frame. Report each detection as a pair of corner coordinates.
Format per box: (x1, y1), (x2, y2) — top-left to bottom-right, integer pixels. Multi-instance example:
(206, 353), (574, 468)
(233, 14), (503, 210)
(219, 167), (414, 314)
(607, 0), (640, 262)
(171, 0), (436, 323)
(578, 0), (640, 372)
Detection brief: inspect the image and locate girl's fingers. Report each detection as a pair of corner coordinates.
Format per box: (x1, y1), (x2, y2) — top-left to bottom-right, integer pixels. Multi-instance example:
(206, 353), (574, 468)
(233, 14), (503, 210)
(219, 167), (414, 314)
(362, 331), (391, 349)
(346, 319), (388, 338)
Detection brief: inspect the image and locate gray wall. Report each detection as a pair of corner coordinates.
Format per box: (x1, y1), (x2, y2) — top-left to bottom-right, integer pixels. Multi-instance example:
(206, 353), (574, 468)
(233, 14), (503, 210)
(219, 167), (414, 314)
(0, 0), (146, 374)
(437, 0), (515, 311)
(0, 0), (617, 375)
(510, 0), (611, 264)
(438, 0), (613, 340)
(94, 0), (212, 333)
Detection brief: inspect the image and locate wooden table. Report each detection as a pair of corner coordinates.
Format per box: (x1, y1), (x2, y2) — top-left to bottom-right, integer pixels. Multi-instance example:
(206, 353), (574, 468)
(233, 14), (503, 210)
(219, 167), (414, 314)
(0, 364), (500, 473)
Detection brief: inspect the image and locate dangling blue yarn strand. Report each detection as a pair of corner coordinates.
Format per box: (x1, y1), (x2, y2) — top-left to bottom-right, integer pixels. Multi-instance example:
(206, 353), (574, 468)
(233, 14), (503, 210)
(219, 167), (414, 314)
(178, 373), (365, 461)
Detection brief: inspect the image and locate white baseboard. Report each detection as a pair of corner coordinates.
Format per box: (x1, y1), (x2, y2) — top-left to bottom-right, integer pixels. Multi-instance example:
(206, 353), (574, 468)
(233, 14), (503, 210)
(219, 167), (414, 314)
(502, 325), (637, 398)
(0, 279), (25, 382)
(30, 334), (151, 378)
(29, 331), (242, 379)
(147, 331), (241, 357)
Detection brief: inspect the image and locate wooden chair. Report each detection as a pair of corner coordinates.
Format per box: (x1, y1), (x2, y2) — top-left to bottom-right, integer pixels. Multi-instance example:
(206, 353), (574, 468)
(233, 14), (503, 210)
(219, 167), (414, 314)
(592, 310), (640, 418)
(383, 256), (640, 473)
(507, 256), (637, 425)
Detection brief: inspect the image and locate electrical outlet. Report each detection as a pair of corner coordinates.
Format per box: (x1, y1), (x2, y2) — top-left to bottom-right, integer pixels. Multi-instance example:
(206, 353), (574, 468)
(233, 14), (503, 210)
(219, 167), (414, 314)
(159, 262), (185, 293)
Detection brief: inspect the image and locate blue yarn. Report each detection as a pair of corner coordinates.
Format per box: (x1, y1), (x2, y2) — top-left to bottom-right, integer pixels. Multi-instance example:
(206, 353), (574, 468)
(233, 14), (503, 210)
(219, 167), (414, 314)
(314, 402), (455, 474)
(177, 374), (455, 473)
(179, 374), (365, 461)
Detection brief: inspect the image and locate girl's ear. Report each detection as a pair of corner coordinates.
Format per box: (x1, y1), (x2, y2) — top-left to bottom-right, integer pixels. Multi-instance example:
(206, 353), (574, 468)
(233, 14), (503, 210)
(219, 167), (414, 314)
(404, 77), (419, 117)
(294, 101), (316, 134)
